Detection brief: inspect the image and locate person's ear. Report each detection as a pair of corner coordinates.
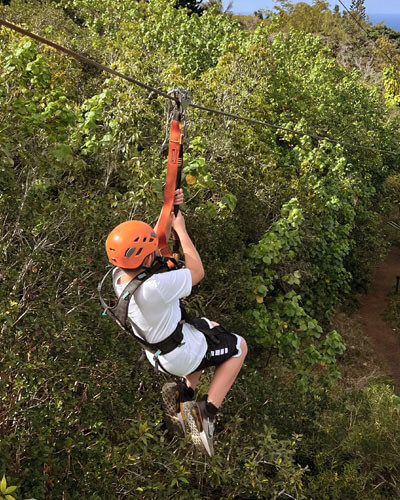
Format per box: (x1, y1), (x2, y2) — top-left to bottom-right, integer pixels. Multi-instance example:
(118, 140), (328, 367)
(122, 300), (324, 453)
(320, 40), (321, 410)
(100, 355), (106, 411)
(143, 254), (153, 267)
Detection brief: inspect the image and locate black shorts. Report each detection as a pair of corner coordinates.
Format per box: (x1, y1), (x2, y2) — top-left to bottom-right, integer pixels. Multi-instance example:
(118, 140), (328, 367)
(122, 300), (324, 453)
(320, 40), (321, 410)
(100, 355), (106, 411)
(190, 320), (241, 373)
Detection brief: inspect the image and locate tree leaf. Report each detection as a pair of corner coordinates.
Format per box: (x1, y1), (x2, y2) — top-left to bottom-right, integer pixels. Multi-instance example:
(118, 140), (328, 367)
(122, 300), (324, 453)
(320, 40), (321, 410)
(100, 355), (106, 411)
(52, 143), (73, 163)
(0, 477), (6, 495)
(185, 174), (197, 185)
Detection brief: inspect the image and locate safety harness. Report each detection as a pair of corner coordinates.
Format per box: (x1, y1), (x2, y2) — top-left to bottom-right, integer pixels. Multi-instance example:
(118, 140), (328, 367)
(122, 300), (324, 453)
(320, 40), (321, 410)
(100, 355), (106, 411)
(98, 257), (220, 375)
(98, 257), (184, 374)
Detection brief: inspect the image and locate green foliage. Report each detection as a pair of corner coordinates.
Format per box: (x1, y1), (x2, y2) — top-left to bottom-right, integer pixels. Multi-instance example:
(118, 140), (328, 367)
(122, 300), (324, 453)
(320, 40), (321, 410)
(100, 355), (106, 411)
(373, 36), (400, 108)
(247, 199), (346, 389)
(54, 0), (239, 76)
(0, 475), (17, 500)
(350, 0), (366, 20)
(304, 384), (400, 499)
(368, 23), (400, 48)
(255, 0), (400, 93)
(274, 0), (345, 36)
(383, 64), (400, 107)
(0, 0), (400, 497)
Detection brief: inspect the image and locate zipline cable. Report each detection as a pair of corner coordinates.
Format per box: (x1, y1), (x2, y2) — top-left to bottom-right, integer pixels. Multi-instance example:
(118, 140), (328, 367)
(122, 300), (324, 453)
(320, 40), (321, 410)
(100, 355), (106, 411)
(190, 101), (384, 153)
(0, 19), (175, 102)
(0, 18), (399, 156)
(337, 0), (371, 38)
(337, 0), (396, 66)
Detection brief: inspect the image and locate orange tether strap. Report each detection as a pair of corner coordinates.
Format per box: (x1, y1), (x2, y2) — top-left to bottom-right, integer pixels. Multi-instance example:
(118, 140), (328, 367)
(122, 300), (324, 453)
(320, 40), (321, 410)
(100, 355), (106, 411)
(172, 141), (183, 257)
(157, 112), (182, 258)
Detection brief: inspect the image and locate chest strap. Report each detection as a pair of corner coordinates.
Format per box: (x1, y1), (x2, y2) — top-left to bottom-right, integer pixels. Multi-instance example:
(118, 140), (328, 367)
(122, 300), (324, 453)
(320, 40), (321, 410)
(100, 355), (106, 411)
(98, 257), (183, 353)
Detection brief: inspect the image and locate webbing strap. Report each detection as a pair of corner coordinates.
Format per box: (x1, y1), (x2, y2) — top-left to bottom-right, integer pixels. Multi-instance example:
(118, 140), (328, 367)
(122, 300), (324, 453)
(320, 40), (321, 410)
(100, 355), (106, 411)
(158, 112), (182, 259)
(98, 258), (181, 352)
(172, 142), (184, 256)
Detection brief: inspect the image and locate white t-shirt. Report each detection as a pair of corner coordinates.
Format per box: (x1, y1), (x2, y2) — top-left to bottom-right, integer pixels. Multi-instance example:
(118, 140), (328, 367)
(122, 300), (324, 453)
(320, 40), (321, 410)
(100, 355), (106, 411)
(113, 267), (207, 376)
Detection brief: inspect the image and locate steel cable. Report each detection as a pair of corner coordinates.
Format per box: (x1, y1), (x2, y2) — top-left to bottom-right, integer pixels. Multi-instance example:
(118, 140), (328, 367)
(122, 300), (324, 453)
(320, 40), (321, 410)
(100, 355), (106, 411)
(0, 18), (399, 156)
(337, 0), (396, 66)
(0, 19), (175, 101)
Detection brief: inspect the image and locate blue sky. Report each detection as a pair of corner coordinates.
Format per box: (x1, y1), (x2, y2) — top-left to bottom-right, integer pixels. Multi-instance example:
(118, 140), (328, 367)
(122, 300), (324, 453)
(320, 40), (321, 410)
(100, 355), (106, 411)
(225, 0), (400, 16)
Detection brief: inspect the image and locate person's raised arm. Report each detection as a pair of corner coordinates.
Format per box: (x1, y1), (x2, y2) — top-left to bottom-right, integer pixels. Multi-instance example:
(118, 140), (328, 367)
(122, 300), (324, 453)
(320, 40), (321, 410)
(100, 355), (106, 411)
(172, 211), (204, 286)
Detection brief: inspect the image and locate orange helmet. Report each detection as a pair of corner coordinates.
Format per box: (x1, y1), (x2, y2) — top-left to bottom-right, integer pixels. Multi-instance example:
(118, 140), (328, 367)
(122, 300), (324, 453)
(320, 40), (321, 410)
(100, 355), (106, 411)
(106, 220), (158, 268)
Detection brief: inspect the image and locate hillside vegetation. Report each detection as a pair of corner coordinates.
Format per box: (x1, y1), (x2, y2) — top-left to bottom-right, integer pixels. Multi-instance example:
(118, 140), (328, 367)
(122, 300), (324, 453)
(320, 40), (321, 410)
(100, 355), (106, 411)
(1, 0), (400, 498)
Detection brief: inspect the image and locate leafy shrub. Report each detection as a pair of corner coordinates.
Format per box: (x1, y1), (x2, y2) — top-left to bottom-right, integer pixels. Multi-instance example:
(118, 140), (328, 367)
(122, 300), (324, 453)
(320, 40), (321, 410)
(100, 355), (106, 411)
(304, 384), (400, 499)
(0, 0), (400, 497)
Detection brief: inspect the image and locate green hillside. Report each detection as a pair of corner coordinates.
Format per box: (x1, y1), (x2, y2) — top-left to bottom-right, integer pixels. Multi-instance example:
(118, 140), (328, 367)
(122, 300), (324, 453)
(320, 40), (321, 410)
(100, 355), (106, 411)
(1, 0), (400, 498)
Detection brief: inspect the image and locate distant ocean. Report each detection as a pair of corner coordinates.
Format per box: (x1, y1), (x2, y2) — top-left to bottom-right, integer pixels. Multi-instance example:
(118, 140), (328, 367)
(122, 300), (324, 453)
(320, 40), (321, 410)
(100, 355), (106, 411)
(369, 13), (400, 32)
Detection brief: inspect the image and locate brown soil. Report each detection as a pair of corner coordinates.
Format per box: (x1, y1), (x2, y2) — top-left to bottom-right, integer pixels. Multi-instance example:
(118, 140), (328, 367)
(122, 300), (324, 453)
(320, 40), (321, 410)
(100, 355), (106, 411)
(356, 246), (400, 388)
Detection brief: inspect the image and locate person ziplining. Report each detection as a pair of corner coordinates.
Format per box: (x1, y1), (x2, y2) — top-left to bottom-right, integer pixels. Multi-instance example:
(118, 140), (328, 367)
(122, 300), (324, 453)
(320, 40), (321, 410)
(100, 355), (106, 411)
(99, 91), (247, 456)
(6, 13), (396, 457)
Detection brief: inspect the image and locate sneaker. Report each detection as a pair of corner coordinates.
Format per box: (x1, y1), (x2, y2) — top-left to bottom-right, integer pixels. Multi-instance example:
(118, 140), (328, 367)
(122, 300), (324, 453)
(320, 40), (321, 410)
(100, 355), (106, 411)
(182, 399), (215, 456)
(161, 381), (193, 436)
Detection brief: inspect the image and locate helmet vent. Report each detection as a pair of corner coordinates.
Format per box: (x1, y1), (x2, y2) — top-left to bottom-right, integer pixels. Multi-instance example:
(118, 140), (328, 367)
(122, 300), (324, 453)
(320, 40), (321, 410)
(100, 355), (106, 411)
(143, 237), (147, 242)
(149, 238), (154, 242)
(125, 247), (136, 257)
(109, 247), (116, 252)
(134, 237), (140, 242)
(136, 248), (143, 257)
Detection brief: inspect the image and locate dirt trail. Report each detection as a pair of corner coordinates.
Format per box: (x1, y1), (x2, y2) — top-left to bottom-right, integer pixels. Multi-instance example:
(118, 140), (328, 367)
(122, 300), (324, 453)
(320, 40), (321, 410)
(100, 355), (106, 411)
(357, 246), (400, 387)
